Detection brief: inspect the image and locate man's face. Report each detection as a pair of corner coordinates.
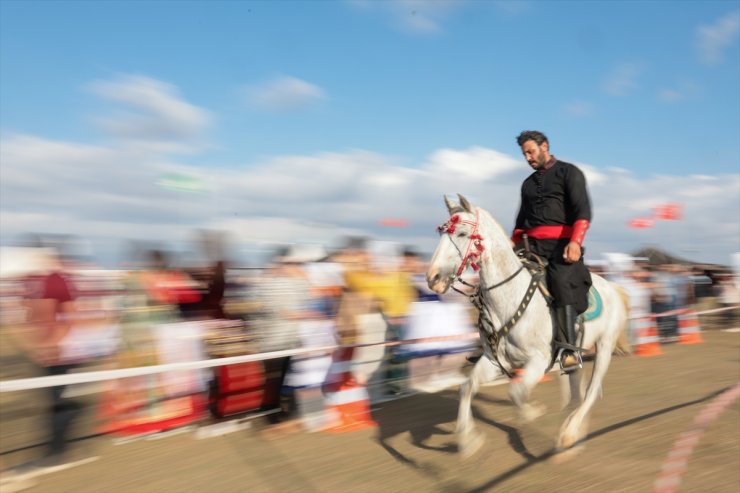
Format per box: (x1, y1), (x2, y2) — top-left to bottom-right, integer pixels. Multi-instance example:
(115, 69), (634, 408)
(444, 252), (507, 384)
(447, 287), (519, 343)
(520, 140), (549, 170)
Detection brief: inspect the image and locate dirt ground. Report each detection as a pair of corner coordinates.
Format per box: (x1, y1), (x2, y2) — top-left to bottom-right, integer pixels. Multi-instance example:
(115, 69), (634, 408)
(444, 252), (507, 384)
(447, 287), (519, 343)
(1, 329), (738, 493)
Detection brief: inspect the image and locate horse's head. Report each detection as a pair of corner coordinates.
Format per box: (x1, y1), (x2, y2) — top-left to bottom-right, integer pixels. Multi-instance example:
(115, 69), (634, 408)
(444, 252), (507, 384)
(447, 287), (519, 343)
(426, 194), (484, 294)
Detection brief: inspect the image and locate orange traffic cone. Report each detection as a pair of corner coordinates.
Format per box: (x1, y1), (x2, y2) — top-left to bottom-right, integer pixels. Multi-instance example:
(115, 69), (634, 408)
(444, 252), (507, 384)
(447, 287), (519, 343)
(322, 347), (377, 433)
(635, 315), (663, 357)
(678, 308), (704, 345)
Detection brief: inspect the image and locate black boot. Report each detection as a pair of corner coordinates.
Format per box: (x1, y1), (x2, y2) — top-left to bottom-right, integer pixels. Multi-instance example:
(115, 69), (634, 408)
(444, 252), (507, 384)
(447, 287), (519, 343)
(557, 305), (582, 373)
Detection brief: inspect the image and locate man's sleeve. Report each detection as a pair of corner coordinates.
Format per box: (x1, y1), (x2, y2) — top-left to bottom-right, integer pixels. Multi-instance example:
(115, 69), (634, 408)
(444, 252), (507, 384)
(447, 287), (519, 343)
(567, 166), (592, 245)
(566, 166), (591, 221)
(512, 186), (526, 244)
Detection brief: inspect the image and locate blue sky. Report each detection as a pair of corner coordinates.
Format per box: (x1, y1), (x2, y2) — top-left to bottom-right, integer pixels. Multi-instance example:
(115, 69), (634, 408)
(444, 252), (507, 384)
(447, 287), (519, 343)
(1, 0), (739, 267)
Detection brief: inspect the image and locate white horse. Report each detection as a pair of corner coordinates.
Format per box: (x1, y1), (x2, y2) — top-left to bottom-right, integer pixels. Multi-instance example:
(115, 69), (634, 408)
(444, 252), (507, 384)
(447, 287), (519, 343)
(426, 194), (628, 458)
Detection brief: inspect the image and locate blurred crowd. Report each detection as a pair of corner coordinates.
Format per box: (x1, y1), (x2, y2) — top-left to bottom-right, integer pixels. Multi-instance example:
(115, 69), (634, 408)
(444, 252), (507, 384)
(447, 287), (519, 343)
(0, 235), (477, 477)
(594, 253), (739, 344)
(0, 234), (738, 482)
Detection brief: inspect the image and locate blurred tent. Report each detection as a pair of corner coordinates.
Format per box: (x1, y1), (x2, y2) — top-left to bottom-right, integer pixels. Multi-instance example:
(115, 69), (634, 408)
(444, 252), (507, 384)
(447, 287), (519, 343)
(631, 246), (731, 271)
(631, 246), (692, 266)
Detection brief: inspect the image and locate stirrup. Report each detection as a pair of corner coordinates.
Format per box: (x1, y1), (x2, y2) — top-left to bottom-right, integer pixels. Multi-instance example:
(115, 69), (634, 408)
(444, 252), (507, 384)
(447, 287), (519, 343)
(559, 350), (583, 374)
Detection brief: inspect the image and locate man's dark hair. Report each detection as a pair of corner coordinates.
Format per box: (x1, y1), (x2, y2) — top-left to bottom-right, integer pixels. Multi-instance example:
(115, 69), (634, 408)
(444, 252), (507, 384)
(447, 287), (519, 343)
(516, 130), (548, 147)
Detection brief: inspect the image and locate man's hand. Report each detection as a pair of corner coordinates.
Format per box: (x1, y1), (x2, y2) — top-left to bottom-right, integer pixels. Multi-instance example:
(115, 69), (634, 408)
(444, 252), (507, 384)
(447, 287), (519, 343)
(563, 241), (582, 264)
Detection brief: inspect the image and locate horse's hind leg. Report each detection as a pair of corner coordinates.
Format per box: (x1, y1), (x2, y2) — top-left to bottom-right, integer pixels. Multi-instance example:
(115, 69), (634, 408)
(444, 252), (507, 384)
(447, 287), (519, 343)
(509, 356), (550, 423)
(457, 357), (502, 459)
(556, 339), (613, 451)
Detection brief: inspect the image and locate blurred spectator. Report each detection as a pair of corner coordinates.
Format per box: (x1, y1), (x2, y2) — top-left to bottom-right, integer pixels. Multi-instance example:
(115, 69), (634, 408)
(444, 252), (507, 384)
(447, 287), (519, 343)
(690, 267), (717, 329)
(10, 248), (89, 471)
(199, 260), (227, 319)
(668, 264), (693, 307)
(604, 253), (652, 349)
(691, 268), (714, 301)
(651, 265), (678, 340)
(718, 274), (740, 329)
(249, 246), (312, 435)
(401, 248), (475, 391)
(343, 239), (415, 396)
(281, 244), (337, 432)
(332, 236), (375, 350)
(97, 249), (205, 437)
(250, 247), (309, 354)
(331, 237), (388, 402)
(402, 248), (436, 301)
(303, 250), (344, 319)
(625, 267), (655, 347)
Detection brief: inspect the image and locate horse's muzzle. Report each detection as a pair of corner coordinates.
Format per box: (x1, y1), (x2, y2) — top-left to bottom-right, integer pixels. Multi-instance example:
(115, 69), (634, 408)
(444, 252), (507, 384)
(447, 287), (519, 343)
(426, 269), (451, 294)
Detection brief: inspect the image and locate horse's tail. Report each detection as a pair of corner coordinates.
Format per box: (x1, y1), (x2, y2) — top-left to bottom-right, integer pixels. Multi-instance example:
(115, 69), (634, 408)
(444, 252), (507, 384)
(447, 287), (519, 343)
(611, 282), (632, 356)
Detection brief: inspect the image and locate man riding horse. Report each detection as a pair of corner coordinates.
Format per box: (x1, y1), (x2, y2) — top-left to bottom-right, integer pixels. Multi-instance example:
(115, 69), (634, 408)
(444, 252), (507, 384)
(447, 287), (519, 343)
(512, 130), (593, 373)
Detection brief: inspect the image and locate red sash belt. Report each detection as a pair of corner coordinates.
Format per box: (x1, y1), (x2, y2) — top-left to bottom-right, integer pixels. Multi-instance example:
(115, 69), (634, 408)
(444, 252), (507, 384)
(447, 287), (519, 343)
(526, 224), (573, 240)
(511, 220), (589, 246)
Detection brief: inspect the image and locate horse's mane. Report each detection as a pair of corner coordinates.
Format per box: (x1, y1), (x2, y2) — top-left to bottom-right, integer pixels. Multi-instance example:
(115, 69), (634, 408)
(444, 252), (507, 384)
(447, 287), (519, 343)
(475, 207), (513, 246)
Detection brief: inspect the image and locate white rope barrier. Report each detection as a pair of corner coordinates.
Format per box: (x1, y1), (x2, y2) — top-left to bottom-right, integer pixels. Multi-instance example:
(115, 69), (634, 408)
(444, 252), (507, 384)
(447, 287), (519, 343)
(631, 304), (739, 320)
(0, 333), (480, 393)
(0, 345), (336, 393)
(0, 305), (736, 393)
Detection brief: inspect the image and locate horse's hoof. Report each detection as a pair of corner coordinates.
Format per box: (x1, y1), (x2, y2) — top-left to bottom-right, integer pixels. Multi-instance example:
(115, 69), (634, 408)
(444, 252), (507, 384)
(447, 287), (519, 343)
(555, 428), (584, 452)
(550, 443), (585, 463)
(519, 402), (547, 423)
(458, 432), (484, 460)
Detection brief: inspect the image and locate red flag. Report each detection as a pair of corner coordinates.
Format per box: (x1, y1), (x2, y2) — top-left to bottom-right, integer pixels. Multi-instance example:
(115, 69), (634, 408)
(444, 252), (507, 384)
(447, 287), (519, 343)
(654, 203), (682, 220)
(628, 217), (655, 229)
(378, 218), (409, 228)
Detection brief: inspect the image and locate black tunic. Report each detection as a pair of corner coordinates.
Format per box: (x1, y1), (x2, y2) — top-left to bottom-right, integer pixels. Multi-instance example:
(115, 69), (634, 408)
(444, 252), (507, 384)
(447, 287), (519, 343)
(514, 160), (593, 313)
(515, 160), (591, 230)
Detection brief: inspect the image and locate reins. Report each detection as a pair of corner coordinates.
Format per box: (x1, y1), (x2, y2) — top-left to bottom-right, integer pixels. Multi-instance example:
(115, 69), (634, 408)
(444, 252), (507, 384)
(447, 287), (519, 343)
(451, 264), (524, 294)
(437, 211), (550, 378)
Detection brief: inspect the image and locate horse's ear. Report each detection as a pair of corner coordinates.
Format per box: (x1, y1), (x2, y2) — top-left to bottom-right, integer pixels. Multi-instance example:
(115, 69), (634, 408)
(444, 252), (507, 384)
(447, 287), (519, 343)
(458, 194), (473, 213)
(444, 195), (459, 215)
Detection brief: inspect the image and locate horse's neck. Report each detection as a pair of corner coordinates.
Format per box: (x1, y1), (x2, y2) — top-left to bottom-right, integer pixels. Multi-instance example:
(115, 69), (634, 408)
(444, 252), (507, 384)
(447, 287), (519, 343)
(476, 209), (533, 315)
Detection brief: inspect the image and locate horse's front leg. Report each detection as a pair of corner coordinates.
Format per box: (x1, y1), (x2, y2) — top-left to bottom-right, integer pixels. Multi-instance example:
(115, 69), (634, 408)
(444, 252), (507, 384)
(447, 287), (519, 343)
(457, 356), (502, 459)
(559, 369), (584, 411)
(508, 355), (550, 423)
(557, 340), (614, 452)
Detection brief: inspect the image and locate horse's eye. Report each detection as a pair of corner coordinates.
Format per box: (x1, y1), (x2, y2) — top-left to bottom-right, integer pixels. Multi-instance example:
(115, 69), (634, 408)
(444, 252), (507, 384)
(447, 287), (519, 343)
(457, 232), (467, 238)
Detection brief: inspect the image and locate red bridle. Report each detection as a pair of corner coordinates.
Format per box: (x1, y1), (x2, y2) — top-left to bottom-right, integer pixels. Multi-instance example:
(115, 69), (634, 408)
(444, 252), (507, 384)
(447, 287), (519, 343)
(436, 210), (486, 277)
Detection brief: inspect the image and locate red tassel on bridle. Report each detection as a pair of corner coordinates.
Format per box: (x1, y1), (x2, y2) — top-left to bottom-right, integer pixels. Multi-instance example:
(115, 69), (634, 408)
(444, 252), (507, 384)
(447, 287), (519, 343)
(436, 211), (485, 277)
(437, 214), (461, 235)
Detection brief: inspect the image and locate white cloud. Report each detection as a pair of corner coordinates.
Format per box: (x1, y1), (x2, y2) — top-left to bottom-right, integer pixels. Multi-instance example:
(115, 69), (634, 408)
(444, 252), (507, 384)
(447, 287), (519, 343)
(657, 79), (701, 103)
(424, 146), (521, 182)
(696, 11), (740, 66)
(1, 76), (738, 267)
(658, 89), (684, 103)
(88, 75), (211, 153)
(348, 0), (465, 34)
(3, 128), (737, 267)
(603, 63), (643, 96)
(573, 162), (608, 187)
(564, 100), (594, 118)
(245, 76), (326, 111)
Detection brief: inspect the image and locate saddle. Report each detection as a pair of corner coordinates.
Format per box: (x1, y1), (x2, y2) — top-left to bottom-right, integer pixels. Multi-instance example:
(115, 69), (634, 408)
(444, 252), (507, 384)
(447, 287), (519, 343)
(465, 248), (591, 371)
(516, 249), (590, 371)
